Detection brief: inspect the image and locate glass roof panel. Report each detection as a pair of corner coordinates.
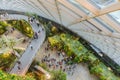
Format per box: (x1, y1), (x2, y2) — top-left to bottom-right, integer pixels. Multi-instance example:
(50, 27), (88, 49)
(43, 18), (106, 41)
(94, 17), (117, 32)
(109, 10), (120, 23)
(68, 0), (91, 14)
(89, 0), (117, 9)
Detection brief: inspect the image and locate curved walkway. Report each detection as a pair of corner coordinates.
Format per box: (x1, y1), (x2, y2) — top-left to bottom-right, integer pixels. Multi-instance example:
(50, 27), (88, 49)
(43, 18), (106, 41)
(8, 14), (46, 76)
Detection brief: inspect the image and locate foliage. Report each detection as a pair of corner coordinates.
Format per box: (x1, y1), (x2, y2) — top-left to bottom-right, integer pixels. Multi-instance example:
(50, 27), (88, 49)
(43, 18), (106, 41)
(44, 22), (53, 37)
(0, 70), (35, 80)
(44, 22), (59, 38)
(0, 21), (10, 35)
(89, 62), (120, 80)
(39, 63), (49, 71)
(13, 48), (24, 54)
(48, 35), (62, 50)
(7, 19), (34, 38)
(48, 33), (120, 80)
(0, 53), (16, 71)
(86, 52), (120, 80)
(0, 35), (25, 71)
(25, 12), (37, 18)
(27, 71), (46, 80)
(27, 60), (47, 80)
(50, 70), (66, 80)
(25, 12), (34, 17)
(0, 35), (24, 54)
(48, 33), (88, 57)
(51, 26), (58, 34)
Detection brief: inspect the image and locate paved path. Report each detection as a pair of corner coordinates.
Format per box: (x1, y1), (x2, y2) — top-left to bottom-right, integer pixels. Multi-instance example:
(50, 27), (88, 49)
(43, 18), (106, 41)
(9, 14), (46, 76)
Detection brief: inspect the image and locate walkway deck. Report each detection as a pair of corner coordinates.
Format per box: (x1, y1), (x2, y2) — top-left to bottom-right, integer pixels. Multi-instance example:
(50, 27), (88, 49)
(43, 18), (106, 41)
(9, 14), (46, 76)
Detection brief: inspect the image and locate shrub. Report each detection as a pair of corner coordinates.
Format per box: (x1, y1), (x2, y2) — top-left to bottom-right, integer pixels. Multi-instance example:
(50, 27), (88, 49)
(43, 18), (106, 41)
(7, 20), (34, 38)
(0, 70), (35, 80)
(50, 70), (66, 80)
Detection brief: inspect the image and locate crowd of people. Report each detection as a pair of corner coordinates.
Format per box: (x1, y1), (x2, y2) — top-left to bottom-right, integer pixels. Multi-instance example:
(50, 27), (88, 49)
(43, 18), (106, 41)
(28, 16), (41, 27)
(28, 16), (44, 40)
(41, 42), (77, 76)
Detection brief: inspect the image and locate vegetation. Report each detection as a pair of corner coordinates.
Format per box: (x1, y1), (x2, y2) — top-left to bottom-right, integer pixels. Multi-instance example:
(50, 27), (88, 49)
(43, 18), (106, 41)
(25, 12), (37, 18)
(41, 21), (59, 38)
(0, 35), (25, 71)
(0, 70), (35, 80)
(0, 19), (34, 79)
(27, 60), (47, 80)
(0, 35), (24, 55)
(86, 53), (120, 80)
(0, 53), (16, 71)
(0, 20), (34, 38)
(7, 19), (34, 38)
(0, 21), (10, 35)
(27, 71), (46, 80)
(39, 63), (49, 71)
(27, 59), (66, 80)
(48, 33), (87, 57)
(50, 70), (66, 80)
(48, 33), (120, 80)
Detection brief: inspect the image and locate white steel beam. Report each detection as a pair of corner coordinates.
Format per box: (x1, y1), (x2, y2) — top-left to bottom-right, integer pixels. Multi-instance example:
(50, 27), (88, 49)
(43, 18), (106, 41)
(55, 0), (62, 24)
(37, 0), (57, 21)
(88, 19), (112, 35)
(99, 15), (120, 33)
(68, 1), (120, 26)
(76, 0), (99, 15)
(58, 0), (87, 17)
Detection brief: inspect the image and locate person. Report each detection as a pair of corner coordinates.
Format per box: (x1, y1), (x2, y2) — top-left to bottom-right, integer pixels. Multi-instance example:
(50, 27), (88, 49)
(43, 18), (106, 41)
(62, 51), (65, 57)
(34, 32), (38, 39)
(36, 20), (40, 27)
(38, 30), (41, 35)
(42, 27), (44, 31)
(17, 61), (21, 70)
(30, 45), (33, 50)
(32, 16), (35, 20)
(17, 61), (21, 64)
(22, 38), (26, 43)
(38, 30), (40, 33)
(60, 65), (62, 70)
(28, 17), (31, 23)
(17, 66), (20, 70)
(63, 68), (66, 72)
